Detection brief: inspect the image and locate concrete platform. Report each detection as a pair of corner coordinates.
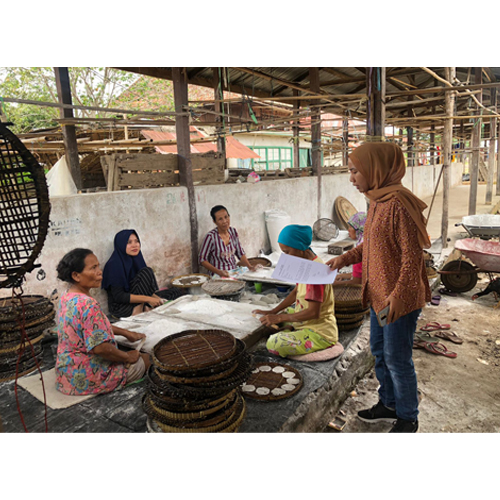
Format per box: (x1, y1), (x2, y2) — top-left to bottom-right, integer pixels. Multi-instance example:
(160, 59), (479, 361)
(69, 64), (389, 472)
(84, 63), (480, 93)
(0, 322), (372, 433)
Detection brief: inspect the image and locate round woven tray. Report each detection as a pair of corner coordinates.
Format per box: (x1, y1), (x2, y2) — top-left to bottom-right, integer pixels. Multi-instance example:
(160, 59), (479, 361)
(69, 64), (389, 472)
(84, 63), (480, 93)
(0, 331), (45, 354)
(333, 196), (358, 230)
(152, 329), (237, 372)
(338, 318), (365, 331)
(0, 349), (44, 382)
(0, 318), (55, 345)
(333, 283), (363, 308)
(241, 361), (303, 401)
(313, 218), (339, 241)
(151, 393), (246, 433)
(170, 273), (210, 288)
(142, 390), (237, 424)
(0, 308), (55, 333)
(246, 257), (272, 268)
(147, 353), (253, 400)
(201, 279), (245, 297)
(0, 296), (53, 323)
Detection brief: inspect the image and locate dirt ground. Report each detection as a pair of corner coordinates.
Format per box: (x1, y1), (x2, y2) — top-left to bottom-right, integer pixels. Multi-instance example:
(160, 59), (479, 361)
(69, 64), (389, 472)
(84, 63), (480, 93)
(326, 274), (500, 433)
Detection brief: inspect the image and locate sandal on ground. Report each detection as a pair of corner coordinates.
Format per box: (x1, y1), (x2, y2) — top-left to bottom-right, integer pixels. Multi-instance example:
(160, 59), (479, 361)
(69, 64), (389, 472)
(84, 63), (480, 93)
(420, 321), (451, 332)
(423, 341), (457, 358)
(434, 330), (463, 344)
(414, 332), (440, 343)
(413, 340), (428, 350)
(430, 295), (441, 306)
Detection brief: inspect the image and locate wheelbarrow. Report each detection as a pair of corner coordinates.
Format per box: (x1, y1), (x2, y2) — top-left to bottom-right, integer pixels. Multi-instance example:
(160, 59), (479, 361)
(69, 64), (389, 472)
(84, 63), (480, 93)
(455, 214), (500, 240)
(439, 238), (500, 293)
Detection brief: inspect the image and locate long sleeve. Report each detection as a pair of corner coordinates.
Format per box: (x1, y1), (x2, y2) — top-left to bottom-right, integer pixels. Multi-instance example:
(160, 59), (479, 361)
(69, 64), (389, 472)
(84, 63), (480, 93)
(338, 242), (363, 268)
(107, 285), (131, 305)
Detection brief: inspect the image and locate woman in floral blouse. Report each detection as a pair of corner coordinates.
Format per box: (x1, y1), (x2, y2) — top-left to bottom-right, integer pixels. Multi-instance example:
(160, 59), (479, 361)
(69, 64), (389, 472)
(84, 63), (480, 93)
(327, 142), (431, 433)
(55, 248), (150, 395)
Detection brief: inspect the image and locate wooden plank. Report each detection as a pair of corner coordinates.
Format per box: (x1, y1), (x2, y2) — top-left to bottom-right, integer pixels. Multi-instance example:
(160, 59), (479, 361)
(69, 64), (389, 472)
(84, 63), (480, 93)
(115, 153), (178, 172)
(119, 171), (178, 188)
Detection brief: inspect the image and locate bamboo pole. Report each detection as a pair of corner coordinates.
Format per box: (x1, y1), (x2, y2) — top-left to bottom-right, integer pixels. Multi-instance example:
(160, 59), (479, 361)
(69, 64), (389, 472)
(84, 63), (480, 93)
(469, 68), (483, 216)
(486, 87), (497, 204)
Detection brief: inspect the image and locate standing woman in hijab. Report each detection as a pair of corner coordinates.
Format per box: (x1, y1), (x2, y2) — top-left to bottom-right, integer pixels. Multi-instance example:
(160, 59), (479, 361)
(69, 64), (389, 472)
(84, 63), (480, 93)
(253, 224), (338, 358)
(102, 229), (164, 318)
(327, 142), (431, 433)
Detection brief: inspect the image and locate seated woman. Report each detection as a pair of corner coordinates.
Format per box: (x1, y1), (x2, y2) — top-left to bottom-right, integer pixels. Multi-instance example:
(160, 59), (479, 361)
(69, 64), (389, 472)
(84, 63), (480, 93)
(199, 205), (256, 277)
(335, 212), (367, 285)
(253, 224), (338, 358)
(102, 229), (181, 318)
(55, 248), (151, 396)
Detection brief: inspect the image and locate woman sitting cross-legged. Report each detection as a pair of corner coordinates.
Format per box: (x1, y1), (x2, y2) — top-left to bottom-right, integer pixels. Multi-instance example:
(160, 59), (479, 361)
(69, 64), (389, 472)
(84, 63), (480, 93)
(102, 229), (182, 319)
(253, 224), (338, 358)
(55, 248), (151, 396)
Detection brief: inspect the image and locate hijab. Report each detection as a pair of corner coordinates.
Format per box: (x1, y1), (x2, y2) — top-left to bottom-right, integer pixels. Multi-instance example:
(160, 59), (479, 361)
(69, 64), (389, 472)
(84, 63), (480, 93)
(101, 229), (147, 291)
(348, 211), (367, 246)
(349, 142), (431, 249)
(278, 224), (313, 251)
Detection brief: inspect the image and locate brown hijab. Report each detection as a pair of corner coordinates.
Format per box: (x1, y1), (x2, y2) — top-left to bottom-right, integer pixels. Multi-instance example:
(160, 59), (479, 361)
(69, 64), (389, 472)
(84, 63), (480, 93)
(349, 142), (431, 249)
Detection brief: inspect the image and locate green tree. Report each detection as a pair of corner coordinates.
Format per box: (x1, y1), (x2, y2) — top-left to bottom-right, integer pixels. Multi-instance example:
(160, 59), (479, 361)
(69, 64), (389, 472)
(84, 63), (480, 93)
(0, 67), (139, 133)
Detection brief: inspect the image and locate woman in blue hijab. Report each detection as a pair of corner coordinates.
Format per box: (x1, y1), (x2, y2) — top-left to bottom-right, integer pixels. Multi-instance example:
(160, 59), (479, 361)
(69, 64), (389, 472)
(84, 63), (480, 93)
(102, 229), (179, 318)
(253, 224), (338, 358)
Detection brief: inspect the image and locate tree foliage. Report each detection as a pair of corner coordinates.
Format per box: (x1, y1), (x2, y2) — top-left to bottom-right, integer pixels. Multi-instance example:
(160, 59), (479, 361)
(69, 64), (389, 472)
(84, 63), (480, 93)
(0, 67), (139, 133)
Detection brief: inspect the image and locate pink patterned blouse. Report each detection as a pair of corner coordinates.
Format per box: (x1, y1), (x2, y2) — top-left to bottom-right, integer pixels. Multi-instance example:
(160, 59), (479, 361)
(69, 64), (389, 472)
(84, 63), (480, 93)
(55, 292), (127, 395)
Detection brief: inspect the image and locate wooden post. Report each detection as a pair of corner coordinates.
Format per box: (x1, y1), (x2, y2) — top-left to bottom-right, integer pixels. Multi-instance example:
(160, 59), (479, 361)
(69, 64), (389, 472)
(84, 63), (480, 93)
(486, 87), (497, 204)
(293, 89), (300, 169)
(407, 126), (414, 167)
(54, 67), (82, 190)
(497, 119), (500, 196)
(441, 67), (456, 249)
(469, 67), (482, 215)
(173, 68), (199, 273)
(212, 68), (226, 160)
(366, 67), (386, 138)
(343, 111), (349, 165)
(309, 67), (322, 219)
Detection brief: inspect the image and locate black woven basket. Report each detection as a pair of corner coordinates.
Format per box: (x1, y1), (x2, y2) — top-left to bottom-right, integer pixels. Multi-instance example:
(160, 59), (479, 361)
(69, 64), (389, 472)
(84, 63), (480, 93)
(0, 296), (53, 323)
(0, 124), (50, 289)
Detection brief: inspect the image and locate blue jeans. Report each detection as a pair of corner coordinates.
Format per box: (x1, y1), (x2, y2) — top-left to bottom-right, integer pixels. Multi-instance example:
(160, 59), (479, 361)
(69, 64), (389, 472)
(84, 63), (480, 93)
(369, 307), (420, 421)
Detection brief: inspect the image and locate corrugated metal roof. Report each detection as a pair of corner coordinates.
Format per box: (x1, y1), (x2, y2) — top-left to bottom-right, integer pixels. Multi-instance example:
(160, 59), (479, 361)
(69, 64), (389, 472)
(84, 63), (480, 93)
(141, 130), (260, 159)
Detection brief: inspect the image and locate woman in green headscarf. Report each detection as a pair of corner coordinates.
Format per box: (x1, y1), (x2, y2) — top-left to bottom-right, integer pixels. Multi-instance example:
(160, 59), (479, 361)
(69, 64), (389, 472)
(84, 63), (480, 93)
(253, 224), (338, 358)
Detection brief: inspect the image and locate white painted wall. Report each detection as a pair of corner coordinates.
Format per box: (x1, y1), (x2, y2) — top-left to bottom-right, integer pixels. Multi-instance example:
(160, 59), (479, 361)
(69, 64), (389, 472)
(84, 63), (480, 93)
(2, 162), (463, 310)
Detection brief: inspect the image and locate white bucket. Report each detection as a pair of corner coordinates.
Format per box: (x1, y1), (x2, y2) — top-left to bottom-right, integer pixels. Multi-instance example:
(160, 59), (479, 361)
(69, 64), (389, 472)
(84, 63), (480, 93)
(265, 209), (291, 253)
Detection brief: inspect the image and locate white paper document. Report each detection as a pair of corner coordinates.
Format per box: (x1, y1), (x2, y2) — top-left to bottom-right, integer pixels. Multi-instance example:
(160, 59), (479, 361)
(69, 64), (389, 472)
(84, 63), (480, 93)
(271, 253), (338, 284)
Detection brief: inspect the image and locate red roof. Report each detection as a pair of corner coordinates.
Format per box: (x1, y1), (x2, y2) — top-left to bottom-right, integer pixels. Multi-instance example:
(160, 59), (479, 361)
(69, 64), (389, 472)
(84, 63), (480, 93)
(141, 129), (260, 159)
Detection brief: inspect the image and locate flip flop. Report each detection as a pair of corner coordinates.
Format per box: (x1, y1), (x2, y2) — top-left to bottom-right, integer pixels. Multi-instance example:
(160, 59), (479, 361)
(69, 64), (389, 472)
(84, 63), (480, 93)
(430, 295), (441, 306)
(423, 341), (457, 358)
(438, 287), (458, 297)
(420, 321), (451, 332)
(414, 332), (440, 343)
(413, 340), (428, 349)
(434, 330), (463, 344)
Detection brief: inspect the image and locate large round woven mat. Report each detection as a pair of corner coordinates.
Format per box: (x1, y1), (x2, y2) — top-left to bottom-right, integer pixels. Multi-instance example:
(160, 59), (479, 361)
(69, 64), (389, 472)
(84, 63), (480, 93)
(333, 196), (358, 230)
(170, 273), (209, 288)
(153, 329), (237, 372)
(313, 218), (339, 241)
(241, 361), (303, 401)
(202, 279), (245, 297)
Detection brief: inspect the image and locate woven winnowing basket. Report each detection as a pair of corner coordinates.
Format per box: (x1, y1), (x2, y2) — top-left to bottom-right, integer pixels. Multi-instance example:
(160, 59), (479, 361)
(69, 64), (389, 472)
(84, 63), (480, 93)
(0, 124), (50, 289)
(152, 330), (237, 372)
(333, 284), (363, 308)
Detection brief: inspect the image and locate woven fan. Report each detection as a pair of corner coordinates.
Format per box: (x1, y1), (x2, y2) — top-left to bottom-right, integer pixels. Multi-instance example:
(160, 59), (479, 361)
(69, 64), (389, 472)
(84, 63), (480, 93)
(313, 218), (339, 241)
(0, 123), (50, 288)
(333, 196), (357, 230)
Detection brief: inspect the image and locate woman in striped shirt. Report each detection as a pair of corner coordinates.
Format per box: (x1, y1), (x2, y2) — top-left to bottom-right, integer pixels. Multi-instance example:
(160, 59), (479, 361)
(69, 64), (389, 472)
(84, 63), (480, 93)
(199, 205), (256, 277)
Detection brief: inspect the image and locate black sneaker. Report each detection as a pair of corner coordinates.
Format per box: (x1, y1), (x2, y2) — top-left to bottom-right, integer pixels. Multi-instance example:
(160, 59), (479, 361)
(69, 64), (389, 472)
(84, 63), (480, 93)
(389, 418), (419, 433)
(357, 401), (397, 423)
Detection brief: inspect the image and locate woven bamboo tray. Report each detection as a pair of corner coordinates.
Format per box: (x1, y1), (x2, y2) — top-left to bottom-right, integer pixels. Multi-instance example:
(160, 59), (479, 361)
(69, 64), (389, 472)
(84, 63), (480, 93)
(245, 257), (272, 268)
(333, 196), (358, 230)
(338, 318), (365, 331)
(152, 329), (237, 372)
(0, 308), (55, 333)
(333, 283), (363, 308)
(0, 349), (43, 382)
(0, 295), (53, 323)
(0, 318), (55, 344)
(241, 361), (303, 401)
(151, 394), (246, 433)
(201, 279), (245, 297)
(147, 388), (238, 413)
(170, 273), (210, 288)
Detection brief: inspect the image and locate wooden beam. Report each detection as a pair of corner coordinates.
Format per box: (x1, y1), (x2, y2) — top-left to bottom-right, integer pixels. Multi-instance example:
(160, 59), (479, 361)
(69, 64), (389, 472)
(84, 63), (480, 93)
(469, 67), (482, 215)
(293, 89), (300, 169)
(54, 67), (82, 190)
(173, 68), (199, 273)
(441, 67), (456, 249)
(310, 67), (322, 220)
(486, 87), (497, 204)
(366, 67), (386, 138)
(343, 111), (349, 165)
(212, 68), (226, 158)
